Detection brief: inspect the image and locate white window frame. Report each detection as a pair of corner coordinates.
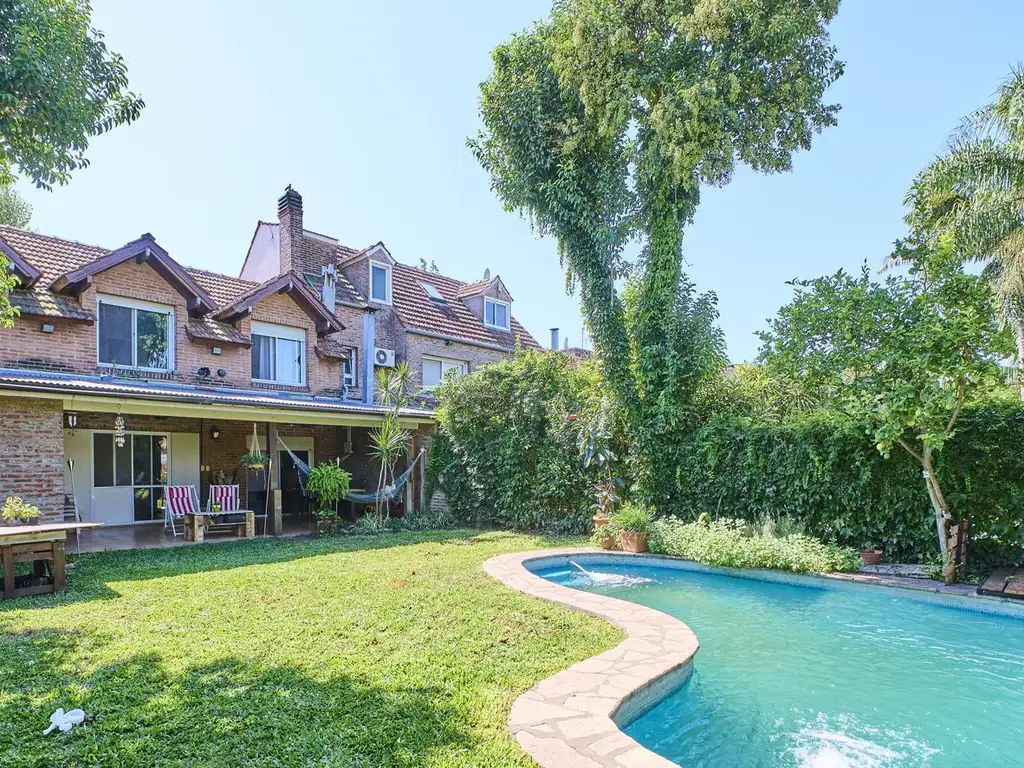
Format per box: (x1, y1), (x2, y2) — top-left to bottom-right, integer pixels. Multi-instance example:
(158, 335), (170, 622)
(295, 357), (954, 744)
(251, 320), (307, 387)
(484, 297), (511, 331)
(369, 261), (392, 304)
(90, 429), (171, 524)
(422, 355), (467, 389)
(342, 346), (358, 388)
(96, 294), (175, 373)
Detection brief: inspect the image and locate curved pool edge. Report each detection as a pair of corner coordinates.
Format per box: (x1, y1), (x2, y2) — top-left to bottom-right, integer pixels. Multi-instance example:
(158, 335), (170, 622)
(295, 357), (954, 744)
(484, 547), (697, 768)
(486, 548), (1024, 768)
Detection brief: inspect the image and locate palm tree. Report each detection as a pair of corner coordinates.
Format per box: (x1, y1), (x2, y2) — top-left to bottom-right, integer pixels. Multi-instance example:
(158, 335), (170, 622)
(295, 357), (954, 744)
(907, 66), (1024, 387)
(368, 362), (412, 529)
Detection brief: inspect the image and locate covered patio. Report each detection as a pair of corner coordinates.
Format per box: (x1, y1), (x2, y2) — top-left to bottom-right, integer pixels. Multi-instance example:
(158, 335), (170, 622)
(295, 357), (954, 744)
(0, 369), (436, 547)
(70, 516), (316, 554)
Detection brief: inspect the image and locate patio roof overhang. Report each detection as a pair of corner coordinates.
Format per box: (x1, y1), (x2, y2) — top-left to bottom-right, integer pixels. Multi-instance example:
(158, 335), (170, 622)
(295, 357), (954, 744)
(0, 369), (435, 428)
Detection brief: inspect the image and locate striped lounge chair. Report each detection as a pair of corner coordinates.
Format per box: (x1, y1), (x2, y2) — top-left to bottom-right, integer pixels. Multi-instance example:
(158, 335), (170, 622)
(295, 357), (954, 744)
(165, 485), (200, 537)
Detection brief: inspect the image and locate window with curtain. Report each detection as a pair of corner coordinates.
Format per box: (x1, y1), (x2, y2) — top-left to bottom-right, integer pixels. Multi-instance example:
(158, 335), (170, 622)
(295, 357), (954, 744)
(422, 356), (466, 388)
(97, 296), (173, 370)
(250, 321), (306, 386)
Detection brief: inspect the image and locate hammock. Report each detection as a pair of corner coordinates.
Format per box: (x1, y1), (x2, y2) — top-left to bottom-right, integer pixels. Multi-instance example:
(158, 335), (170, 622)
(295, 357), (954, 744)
(276, 437), (424, 505)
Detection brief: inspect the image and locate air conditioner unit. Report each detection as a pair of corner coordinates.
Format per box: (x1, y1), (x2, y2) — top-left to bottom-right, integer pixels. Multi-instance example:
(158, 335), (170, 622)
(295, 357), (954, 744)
(374, 347), (396, 367)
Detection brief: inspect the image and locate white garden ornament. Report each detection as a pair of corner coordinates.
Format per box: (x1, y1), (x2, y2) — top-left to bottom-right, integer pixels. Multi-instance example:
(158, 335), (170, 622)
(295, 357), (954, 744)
(43, 707), (85, 735)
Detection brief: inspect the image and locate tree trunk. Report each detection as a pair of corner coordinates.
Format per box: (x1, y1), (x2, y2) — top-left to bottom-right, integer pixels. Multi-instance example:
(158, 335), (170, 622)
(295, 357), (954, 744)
(921, 447), (952, 555)
(1016, 316), (1024, 401)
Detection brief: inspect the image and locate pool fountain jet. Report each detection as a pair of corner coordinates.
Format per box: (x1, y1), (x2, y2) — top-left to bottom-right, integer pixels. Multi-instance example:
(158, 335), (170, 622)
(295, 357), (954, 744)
(568, 559), (653, 587)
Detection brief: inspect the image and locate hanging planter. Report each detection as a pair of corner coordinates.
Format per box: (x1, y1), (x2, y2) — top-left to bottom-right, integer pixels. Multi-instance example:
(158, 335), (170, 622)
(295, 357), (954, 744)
(240, 424), (269, 469)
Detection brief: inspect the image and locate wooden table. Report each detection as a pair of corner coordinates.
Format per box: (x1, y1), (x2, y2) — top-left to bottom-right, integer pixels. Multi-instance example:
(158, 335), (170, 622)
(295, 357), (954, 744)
(184, 510), (255, 543)
(0, 522), (102, 600)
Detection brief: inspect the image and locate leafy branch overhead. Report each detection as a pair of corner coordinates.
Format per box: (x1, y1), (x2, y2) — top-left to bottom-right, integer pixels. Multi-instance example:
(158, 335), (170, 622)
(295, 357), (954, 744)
(0, 0), (144, 189)
(472, 0), (843, 508)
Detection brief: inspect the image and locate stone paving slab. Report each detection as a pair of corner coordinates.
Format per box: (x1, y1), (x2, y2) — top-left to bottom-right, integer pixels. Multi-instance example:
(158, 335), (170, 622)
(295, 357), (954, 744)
(484, 548), (697, 767)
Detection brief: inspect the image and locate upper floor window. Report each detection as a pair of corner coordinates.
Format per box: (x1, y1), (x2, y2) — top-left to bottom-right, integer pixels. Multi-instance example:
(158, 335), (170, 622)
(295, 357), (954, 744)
(484, 297), (510, 330)
(251, 321), (305, 386)
(97, 295), (174, 371)
(422, 356), (466, 389)
(342, 346), (358, 388)
(370, 262), (391, 304)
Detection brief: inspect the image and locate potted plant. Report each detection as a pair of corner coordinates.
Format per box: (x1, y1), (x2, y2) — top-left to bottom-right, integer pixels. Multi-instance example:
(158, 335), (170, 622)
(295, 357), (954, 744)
(306, 461), (352, 535)
(576, 404), (622, 529)
(611, 504), (654, 553)
(592, 522), (619, 550)
(241, 449), (270, 471)
(2, 496), (41, 526)
(859, 543), (883, 566)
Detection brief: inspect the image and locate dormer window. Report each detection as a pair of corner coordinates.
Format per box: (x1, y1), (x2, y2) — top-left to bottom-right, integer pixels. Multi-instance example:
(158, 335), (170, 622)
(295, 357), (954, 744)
(97, 295), (174, 372)
(370, 262), (391, 304)
(484, 297), (510, 330)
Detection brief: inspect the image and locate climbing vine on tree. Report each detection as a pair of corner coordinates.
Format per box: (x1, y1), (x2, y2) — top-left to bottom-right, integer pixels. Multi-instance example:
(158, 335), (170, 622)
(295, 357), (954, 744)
(471, 0), (843, 508)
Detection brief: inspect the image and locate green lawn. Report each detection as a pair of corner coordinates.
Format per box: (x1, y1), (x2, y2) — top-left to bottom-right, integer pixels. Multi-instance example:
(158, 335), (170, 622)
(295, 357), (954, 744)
(0, 531), (621, 767)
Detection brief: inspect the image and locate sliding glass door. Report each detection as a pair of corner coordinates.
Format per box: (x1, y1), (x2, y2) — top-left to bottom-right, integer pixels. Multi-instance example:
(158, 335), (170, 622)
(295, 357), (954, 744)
(93, 432), (169, 523)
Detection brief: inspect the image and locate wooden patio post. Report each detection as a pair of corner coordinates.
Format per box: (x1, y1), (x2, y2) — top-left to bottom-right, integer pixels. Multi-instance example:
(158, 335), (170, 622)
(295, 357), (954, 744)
(267, 422), (283, 536)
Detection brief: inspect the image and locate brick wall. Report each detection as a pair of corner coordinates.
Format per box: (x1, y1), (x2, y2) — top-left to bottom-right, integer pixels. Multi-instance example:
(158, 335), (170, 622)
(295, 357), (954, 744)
(0, 260), (345, 397)
(404, 332), (509, 390)
(339, 254), (407, 359)
(0, 397), (64, 523)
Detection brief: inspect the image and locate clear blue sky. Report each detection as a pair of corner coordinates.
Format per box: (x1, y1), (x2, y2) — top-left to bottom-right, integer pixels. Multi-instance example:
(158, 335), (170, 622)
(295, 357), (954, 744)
(13, 1), (1024, 361)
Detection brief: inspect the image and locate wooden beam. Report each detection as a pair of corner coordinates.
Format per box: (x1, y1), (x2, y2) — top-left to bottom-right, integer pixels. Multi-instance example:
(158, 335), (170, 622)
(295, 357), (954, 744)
(267, 422), (283, 535)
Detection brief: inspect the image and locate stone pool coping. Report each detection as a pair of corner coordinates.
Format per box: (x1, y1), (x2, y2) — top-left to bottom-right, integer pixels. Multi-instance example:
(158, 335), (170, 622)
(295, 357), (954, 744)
(486, 547), (1024, 768)
(485, 548), (697, 767)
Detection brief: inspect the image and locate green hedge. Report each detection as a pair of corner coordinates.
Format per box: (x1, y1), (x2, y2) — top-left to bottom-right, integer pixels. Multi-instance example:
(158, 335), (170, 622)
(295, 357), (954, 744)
(431, 351), (601, 533)
(675, 403), (1024, 565)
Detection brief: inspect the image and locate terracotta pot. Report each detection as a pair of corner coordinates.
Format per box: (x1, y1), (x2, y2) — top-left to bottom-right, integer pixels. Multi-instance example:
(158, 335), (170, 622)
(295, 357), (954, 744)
(592, 514), (610, 530)
(597, 535), (618, 550)
(620, 532), (648, 554)
(859, 549), (883, 566)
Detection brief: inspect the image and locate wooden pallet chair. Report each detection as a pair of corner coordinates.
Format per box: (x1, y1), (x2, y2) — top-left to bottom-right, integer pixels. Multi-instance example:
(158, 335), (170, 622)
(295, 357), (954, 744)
(206, 485), (247, 535)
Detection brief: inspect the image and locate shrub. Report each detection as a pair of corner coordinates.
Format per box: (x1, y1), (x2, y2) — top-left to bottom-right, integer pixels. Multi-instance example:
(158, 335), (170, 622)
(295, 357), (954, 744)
(648, 516), (862, 573)
(306, 462), (352, 521)
(432, 350), (606, 533)
(610, 503), (654, 533)
(2, 496), (40, 523)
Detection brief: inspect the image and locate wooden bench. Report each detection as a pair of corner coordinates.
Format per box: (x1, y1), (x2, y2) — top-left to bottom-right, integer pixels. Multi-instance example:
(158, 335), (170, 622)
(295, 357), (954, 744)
(0, 523), (101, 600)
(184, 510), (255, 543)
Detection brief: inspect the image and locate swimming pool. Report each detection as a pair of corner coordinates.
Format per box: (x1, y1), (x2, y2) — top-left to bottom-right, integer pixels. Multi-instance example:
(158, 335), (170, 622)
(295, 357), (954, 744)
(533, 556), (1024, 767)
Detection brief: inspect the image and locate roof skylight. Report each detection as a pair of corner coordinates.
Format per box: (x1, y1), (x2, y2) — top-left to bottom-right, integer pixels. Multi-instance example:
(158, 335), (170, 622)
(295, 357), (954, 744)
(420, 282), (445, 303)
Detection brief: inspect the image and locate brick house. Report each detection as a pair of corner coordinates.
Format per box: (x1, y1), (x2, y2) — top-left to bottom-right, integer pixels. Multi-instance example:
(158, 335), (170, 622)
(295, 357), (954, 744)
(0, 186), (538, 536)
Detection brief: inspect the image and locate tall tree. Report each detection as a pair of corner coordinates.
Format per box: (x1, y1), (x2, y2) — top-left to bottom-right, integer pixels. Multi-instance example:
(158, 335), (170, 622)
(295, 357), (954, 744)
(0, 184), (31, 228)
(472, 0), (842, 507)
(0, 0), (144, 189)
(908, 67), (1024, 385)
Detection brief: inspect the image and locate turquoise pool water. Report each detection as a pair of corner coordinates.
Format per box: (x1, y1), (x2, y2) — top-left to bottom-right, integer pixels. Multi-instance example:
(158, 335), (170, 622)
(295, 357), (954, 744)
(535, 559), (1024, 767)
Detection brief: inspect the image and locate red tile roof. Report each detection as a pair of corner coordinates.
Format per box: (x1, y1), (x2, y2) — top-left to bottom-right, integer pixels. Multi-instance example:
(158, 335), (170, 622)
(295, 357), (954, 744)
(185, 267), (259, 306)
(391, 264), (540, 350)
(0, 225), (107, 284)
(185, 317), (251, 346)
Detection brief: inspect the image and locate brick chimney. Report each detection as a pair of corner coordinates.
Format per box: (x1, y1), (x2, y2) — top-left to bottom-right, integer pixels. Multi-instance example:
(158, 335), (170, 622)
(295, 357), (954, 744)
(278, 185), (303, 275)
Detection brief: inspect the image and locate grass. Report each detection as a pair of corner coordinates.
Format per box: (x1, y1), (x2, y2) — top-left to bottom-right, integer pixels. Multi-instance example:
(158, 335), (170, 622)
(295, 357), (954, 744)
(0, 530), (621, 767)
